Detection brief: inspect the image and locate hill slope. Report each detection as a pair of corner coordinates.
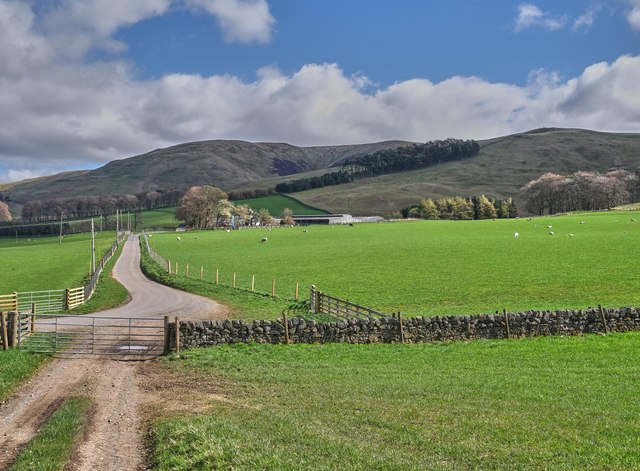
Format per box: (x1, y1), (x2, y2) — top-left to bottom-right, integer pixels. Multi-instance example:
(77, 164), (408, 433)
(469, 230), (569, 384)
(2, 129), (639, 217)
(249, 128), (640, 215)
(1, 140), (411, 203)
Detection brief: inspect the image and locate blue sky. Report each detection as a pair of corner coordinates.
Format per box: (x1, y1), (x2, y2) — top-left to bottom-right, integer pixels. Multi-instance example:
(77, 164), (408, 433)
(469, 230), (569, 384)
(0, 0), (639, 182)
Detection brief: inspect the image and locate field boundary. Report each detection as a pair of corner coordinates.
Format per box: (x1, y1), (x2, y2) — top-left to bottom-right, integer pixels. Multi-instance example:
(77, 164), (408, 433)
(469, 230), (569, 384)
(169, 305), (640, 349)
(142, 231), (301, 300)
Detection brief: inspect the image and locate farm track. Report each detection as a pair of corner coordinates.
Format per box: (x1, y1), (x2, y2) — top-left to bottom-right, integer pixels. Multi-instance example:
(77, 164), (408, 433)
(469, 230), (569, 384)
(0, 234), (229, 470)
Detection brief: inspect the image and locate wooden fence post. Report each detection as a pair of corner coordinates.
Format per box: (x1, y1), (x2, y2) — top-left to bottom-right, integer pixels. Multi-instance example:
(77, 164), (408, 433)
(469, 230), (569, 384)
(200, 266), (204, 281)
(12, 292), (18, 312)
(1, 312), (8, 351)
(175, 262), (179, 275)
(168, 260), (171, 273)
(398, 312), (405, 343)
(163, 315), (170, 355)
(251, 275), (255, 291)
(503, 309), (511, 339)
(233, 272), (236, 288)
(283, 311), (290, 344)
(7, 313), (17, 349)
(295, 282), (299, 301)
(216, 269), (219, 285)
(316, 289), (322, 314)
(175, 317), (180, 357)
(64, 288), (70, 310)
(272, 279), (276, 297)
(186, 264), (189, 278)
(598, 305), (609, 334)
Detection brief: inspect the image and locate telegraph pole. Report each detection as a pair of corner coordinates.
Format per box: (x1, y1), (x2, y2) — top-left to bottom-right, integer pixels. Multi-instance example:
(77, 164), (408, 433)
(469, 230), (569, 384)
(91, 218), (96, 273)
(59, 211), (63, 245)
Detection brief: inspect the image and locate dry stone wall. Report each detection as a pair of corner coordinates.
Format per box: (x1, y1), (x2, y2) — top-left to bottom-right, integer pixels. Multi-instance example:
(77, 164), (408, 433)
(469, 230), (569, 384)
(171, 307), (640, 349)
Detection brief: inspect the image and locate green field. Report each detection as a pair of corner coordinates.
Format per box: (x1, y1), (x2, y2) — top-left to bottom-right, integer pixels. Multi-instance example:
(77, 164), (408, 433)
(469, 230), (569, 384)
(233, 194), (328, 216)
(147, 211), (640, 317)
(0, 232), (117, 293)
(151, 333), (640, 470)
(137, 207), (180, 229)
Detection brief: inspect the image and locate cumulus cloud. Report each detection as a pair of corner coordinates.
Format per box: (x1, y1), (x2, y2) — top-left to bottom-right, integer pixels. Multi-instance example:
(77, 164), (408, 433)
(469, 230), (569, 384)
(1, 2), (639, 183)
(186, 0), (275, 43)
(514, 3), (566, 31)
(627, 0), (640, 30)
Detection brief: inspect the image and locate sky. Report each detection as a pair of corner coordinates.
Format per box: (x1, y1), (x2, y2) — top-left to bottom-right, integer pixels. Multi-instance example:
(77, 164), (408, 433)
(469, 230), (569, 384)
(0, 0), (639, 183)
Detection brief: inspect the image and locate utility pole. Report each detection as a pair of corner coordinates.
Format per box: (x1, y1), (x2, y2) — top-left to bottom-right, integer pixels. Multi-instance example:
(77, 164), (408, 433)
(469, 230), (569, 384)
(91, 218), (96, 273)
(116, 209), (119, 234)
(59, 211), (63, 245)
(127, 211), (130, 232)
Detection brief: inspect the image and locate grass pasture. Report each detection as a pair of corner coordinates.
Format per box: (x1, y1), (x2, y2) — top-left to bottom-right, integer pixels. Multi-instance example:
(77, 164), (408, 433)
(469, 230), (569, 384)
(0, 232), (117, 294)
(151, 334), (640, 470)
(147, 211), (640, 317)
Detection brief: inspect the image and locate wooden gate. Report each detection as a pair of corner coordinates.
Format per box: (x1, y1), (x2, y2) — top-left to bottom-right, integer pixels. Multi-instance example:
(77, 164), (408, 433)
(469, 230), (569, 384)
(17, 314), (167, 356)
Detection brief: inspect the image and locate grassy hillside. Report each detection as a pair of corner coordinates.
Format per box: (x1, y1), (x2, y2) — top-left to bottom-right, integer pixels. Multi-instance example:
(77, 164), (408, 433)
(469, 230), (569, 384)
(236, 129), (640, 216)
(1, 140), (410, 203)
(233, 195), (328, 216)
(147, 211), (640, 317)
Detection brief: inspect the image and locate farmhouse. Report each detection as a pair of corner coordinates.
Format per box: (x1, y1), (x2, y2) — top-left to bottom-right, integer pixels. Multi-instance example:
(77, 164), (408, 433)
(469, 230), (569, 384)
(292, 214), (356, 225)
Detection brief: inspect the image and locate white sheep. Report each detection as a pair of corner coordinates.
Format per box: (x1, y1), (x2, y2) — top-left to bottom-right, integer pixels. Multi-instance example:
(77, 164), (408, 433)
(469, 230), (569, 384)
(261, 237), (268, 243)
(580, 221), (586, 224)
(514, 232), (519, 238)
(548, 231), (555, 235)
(547, 225), (553, 229)
(568, 234), (574, 237)
(176, 236), (181, 241)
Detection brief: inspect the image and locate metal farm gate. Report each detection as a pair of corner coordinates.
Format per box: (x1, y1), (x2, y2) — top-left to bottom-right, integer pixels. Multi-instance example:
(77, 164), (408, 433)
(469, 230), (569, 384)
(17, 313), (167, 357)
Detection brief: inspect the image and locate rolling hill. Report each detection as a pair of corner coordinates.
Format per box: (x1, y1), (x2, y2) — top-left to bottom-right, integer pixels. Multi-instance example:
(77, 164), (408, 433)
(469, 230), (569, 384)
(2, 128), (639, 216)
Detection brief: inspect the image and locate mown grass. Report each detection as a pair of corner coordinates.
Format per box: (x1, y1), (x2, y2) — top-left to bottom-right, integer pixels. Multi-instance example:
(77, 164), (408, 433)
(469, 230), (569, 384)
(151, 333), (640, 470)
(0, 232), (118, 293)
(9, 397), (90, 471)
(0, 350), (47, 402)
(233, 194), (328, 216)
(147, 211), (640, 317)
(136, 207), (180, 230)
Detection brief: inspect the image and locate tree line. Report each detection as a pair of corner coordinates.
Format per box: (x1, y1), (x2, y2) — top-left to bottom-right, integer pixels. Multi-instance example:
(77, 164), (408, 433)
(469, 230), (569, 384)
(275, 138), (480, 194)
(402, 195), (518, 220)
(521, 169), (640, 215)
(20, 189), (183, 222)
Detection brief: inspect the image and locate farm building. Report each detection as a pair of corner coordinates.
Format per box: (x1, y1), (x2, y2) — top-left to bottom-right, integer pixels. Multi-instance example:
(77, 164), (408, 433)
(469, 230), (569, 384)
(292, 214), (356, 225)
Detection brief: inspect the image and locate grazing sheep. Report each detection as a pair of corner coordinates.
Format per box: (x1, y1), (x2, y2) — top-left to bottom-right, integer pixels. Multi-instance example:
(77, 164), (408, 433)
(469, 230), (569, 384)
(226, 229), (230, 233)
(548, 231), (555, 235)
(631, 218), (637, 222)
(176, 236), (181, 241)
(261, 237), (268, 243)
(568, 234), (574, 237)
(302, 229), (308, 233)
(547, 225), (553, 229)
(194, 236), (199, 240)
(580, 221), (586, 224)
(514, 232), (519, 238)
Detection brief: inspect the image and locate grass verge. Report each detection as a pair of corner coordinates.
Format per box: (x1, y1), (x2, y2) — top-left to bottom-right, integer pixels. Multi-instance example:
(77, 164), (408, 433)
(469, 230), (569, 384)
(0, 350), (48, 402)
(140, 245), (294, 320)
(68, 240), (129, 314)
(9, 397), (90, 471)
(150, 333), (640, 470)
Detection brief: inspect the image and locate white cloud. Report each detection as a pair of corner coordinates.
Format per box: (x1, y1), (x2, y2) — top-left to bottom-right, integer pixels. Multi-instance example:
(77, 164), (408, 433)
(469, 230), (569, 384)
(186, 0), (275, 43)
(573, 4), (601, 31)
(514, 3), (566, 32)
(627, 0), (640, 30)
(1, 2), (639, 183)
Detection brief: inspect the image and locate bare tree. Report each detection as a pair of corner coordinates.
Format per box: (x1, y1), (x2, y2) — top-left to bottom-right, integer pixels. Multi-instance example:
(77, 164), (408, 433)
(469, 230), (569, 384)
(0, 201), (12, 222)
(175, 186), (229, 229)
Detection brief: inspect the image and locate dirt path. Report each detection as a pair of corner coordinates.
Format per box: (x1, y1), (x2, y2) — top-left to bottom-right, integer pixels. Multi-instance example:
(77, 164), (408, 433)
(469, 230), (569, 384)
(0, 235), (229, 470)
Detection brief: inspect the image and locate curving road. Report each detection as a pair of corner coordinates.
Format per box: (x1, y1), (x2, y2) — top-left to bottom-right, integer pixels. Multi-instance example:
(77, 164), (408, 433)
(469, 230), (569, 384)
(90, 233), (229, 321)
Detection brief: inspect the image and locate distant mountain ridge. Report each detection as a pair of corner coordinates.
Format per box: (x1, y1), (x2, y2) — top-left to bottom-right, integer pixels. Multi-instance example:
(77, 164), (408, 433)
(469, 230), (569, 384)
(2, 128), (639, 217)
(1, 139), (413, 203)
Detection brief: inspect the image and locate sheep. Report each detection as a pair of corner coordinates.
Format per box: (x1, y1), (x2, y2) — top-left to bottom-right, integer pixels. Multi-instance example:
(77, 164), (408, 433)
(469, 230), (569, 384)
(580, 221), (586, 224)
(568, 233), (574, 237)
(176, 236), (181, 241)
(631, 218), (637, 222)
(261, 237), (268, 243)
(194, 236), (199, 240)
(302, 229), (308, 233)
(547, 225), (553, 229)
(548, 231), (555, 235)
(514, 232), (519, 238)
(226, 229), (230, 233)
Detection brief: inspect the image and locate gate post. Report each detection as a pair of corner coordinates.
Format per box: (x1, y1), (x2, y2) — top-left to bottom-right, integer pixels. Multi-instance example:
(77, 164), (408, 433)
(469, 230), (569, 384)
(1, 312), (8, 351)
(163, 315), (170, 355)
(7, 312), (17, 349)
(64, 288), (70, 310)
